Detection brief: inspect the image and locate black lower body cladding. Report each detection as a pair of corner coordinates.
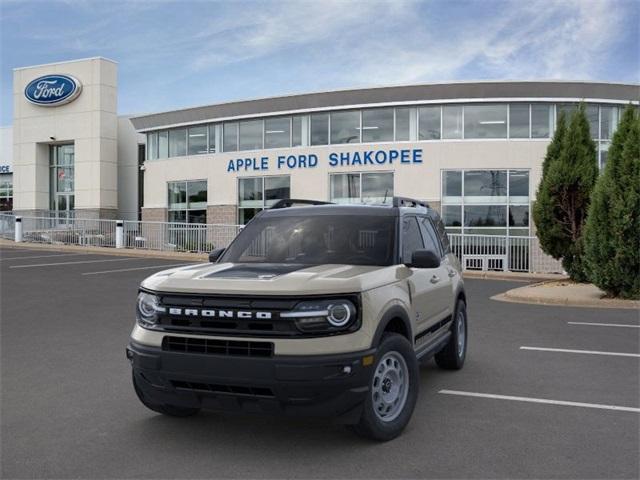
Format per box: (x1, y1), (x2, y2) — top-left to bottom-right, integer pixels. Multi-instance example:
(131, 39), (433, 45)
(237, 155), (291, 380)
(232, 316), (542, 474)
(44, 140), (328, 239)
(127, 341), (376, 423)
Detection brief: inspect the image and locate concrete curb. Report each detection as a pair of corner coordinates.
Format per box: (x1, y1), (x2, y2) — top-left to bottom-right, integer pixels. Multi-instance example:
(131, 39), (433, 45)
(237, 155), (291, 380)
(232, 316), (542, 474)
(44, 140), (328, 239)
(462, 271), (567, 282)
(492, 280), (640, 310)
(0, 238), (207, 262)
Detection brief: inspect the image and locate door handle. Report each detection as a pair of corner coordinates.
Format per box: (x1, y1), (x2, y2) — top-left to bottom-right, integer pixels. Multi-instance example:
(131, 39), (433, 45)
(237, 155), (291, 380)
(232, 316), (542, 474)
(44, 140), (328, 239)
(448, 269), (457, 278)
(430, 275), (440, 284)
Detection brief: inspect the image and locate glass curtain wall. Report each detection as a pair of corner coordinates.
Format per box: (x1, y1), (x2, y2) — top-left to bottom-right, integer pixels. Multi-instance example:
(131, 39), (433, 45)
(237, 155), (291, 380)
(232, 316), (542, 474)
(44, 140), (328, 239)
(330, 172), (394, 204)
(441, 169), (530, 237)
(238, 176), (290, 224)
(49, 144), (75, 220)
(168, 180), (207, 223)
(0, 173), (13, 211)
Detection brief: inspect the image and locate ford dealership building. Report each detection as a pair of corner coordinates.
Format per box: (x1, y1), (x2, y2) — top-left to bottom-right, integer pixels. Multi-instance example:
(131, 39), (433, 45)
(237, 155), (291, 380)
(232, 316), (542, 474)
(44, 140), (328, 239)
(6, 57), (639, 241)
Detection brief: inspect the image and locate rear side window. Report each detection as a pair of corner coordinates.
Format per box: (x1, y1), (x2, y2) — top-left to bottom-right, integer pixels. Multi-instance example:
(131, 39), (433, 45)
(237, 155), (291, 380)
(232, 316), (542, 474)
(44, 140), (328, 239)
(429, 211), (451, 253)
(419, 217), (443, 257)
(402, 216), (424, 263)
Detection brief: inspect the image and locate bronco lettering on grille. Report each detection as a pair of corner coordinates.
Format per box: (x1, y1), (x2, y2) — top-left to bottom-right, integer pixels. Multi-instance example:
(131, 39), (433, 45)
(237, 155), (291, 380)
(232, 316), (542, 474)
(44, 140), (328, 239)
(167, 308), (273, 320)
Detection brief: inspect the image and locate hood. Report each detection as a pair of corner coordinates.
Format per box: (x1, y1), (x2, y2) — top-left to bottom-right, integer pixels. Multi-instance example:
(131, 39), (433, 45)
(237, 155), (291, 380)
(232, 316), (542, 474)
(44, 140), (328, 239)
(140, 262), (402, 295)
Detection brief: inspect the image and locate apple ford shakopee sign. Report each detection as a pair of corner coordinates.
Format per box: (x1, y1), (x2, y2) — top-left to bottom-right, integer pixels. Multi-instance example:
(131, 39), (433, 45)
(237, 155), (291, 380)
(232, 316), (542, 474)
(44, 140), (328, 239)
(24, 74), (82, 106)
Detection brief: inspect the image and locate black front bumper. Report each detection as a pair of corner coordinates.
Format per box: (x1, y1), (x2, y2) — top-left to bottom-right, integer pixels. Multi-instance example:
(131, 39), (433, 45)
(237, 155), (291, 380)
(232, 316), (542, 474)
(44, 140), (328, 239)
(127, 341), (376, 423)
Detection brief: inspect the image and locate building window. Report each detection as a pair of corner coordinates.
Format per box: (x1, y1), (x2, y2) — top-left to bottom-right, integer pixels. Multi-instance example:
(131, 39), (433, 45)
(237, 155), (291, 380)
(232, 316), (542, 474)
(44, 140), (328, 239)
(187, 126), (208, 155)
(168, 180), (207, 223)
(158, 131), (168, 159)
(223, 122), (239, 152)
(292, 116), (303, 147)
(464, 104), (507, 139)
(330, 110), (360, 144)
(531, 104), (552, 138)
(585, 104), (599, 140)
(362, 108), (394, 143)
(238, 176), (290, 224)
(265, 117), (291, 149)
(442, 105), (463, 139)
(441, 169), (529, 236)
(509, 104), (529, 139)
(600, 106), (619, 140)
(147, 132), (158, 160)
(419, 106), (441, 140)
(310, 113), (329, 145)
(168, 128), (187, 157)
(0, 173), (12, 211)
(330, 172), (393, 204)
(395, 107), (411, 141)
(50, 144), (75, 218)
(208, 124), (217, 153)
(239, 120), (263, 151)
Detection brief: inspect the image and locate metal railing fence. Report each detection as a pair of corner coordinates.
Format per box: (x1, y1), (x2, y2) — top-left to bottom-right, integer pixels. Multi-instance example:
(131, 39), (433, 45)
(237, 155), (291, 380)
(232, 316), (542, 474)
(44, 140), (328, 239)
(448, 234), (564, 274)
(122, 221), (241, 253)
(20, 216), (118, 247)
(0, 213), (15, 240)
(1, 212), (565, 273)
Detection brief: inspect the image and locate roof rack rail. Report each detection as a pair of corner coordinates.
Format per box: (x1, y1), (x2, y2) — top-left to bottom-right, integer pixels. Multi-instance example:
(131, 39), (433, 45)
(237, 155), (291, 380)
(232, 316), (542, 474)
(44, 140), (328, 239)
(392, 196), (430, 209)
(269, 199), (334, 209)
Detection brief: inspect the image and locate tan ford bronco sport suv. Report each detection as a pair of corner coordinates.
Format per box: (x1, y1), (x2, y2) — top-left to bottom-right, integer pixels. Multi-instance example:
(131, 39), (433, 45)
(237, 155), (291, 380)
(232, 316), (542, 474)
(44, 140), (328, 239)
(127, 197), (467, 440)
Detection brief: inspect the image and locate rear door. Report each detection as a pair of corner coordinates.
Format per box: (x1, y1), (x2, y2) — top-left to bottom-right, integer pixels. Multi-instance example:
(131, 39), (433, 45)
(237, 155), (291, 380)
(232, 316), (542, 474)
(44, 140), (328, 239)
(417, 216), (453, 323)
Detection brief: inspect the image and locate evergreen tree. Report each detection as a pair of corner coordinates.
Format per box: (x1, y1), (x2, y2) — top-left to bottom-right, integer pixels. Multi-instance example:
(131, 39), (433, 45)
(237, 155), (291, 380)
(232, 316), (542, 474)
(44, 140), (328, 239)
(532, 112), (567, 259)
(533, 104), (598, 281)
(584, 106), (640, 298)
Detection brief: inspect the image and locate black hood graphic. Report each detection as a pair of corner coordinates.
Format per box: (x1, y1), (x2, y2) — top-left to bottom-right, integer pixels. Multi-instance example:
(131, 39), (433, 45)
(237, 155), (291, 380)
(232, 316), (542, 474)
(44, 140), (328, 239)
(205, 263), (309, 279)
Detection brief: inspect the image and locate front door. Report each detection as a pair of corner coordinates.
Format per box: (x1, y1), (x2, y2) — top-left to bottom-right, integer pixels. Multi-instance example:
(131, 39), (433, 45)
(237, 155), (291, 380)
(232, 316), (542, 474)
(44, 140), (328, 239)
(401, 216), (451, 337)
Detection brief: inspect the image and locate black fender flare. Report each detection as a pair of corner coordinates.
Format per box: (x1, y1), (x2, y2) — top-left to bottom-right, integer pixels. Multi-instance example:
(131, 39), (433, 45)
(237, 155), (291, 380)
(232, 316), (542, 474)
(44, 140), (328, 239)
(370, 305), (413, 348)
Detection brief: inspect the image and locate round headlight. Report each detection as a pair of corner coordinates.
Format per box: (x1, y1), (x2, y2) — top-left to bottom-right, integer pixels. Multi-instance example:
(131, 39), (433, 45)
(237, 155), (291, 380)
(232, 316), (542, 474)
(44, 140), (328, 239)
(136, 292), (162, 325)
(327, 303), (351, 327)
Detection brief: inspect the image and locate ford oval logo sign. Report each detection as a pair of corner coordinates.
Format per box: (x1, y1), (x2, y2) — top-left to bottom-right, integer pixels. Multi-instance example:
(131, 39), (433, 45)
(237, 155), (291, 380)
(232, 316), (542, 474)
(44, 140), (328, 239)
(24, 74), (82, 106)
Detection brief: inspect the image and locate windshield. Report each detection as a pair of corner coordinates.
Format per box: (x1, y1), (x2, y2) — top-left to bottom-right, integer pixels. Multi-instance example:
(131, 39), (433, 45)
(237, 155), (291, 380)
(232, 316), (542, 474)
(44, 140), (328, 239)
(220, 214), (397, 266)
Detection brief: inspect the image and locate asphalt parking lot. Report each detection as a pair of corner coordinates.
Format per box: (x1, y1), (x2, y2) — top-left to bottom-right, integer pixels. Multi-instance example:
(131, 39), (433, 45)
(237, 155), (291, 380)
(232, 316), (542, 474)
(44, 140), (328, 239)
(1, 245), (638, 479)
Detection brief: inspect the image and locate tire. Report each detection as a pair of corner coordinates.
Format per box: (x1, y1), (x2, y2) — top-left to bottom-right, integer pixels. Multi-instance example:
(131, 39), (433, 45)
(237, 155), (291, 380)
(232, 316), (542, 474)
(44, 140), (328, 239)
(435, 299), (467, 370)
(350, 333), (419, 441)
(132, 372), (200, 417)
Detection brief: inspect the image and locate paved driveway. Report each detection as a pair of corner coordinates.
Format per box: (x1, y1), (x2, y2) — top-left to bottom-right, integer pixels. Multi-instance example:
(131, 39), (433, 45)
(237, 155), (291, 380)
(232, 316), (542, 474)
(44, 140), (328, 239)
(1, 245), (638, 479)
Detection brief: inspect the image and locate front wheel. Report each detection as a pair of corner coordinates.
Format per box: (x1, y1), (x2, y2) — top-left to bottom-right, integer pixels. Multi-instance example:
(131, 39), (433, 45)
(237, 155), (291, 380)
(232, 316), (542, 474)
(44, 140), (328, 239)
(435, 299), (467, 370)
(350, 333), (419, 441)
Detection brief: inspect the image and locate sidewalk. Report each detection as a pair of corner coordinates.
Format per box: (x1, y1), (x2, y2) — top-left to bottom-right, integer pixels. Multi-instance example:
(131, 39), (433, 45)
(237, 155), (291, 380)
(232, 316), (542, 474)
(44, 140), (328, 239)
(0, 238), (208, 261)
(493, 279), (640, 309)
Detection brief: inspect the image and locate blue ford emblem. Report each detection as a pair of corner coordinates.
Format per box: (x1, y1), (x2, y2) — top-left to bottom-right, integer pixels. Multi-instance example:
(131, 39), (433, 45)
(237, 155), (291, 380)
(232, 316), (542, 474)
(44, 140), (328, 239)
(24, 74), (82, 106)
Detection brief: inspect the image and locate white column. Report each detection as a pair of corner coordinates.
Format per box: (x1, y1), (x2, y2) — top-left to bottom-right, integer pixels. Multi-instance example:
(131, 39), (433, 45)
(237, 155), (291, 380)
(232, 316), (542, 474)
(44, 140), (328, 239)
(14, 216), (23, 243)
(116, 220), (124, 248)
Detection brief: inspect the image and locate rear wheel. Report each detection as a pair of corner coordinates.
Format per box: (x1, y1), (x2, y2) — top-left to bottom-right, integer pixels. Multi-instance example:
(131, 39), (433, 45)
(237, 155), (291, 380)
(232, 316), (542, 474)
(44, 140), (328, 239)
(435, 299), (467, 370)
(132, 372), (200, 417)
(350, 333), (419, 441)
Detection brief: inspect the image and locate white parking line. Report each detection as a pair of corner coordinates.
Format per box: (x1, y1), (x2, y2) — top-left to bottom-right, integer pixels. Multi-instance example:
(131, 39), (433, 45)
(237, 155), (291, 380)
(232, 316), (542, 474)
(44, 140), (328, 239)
(568, 322), (640, 329)
(1, 253), (88, 261)
(438, 390), (640, 413)
(520, 346), (640, 358)
(82, 263), (193, 275)
(10, 258), (136, 269)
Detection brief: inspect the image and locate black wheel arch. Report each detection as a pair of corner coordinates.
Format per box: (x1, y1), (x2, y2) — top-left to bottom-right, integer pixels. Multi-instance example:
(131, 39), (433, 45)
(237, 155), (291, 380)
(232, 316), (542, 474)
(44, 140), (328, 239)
(371, 305), (413, 348)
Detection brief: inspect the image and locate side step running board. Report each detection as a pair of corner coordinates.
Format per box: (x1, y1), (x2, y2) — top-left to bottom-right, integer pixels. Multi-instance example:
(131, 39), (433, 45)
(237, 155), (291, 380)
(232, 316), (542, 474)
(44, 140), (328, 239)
(415, 331), (451, 360)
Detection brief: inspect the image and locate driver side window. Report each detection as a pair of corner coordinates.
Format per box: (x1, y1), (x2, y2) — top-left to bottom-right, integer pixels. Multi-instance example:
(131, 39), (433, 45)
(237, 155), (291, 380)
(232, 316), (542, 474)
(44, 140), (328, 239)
(402, 216), (424, 264)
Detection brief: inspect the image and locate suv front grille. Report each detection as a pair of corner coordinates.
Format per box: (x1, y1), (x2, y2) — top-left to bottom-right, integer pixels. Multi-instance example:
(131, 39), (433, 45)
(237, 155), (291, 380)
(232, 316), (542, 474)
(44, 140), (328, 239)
(171, 380), (274, 397)
(162, 336), (274, 357)
(152, 293), (360, 338)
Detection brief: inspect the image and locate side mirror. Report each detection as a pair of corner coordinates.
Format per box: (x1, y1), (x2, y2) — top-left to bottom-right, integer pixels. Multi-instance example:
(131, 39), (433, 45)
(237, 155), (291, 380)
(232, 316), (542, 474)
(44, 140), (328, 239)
(407, 249), (440, 269)
(208, 248), (225, 263)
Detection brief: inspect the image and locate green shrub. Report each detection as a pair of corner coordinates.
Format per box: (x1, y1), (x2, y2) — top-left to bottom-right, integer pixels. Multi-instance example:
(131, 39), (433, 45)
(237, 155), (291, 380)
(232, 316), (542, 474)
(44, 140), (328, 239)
(584, 106), (640, 299)
(533, 105), (598, 281)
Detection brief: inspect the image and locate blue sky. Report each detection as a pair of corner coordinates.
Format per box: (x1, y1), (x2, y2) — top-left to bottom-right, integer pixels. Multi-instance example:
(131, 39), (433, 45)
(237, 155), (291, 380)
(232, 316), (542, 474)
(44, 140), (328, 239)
(1, 0), (638, 126)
